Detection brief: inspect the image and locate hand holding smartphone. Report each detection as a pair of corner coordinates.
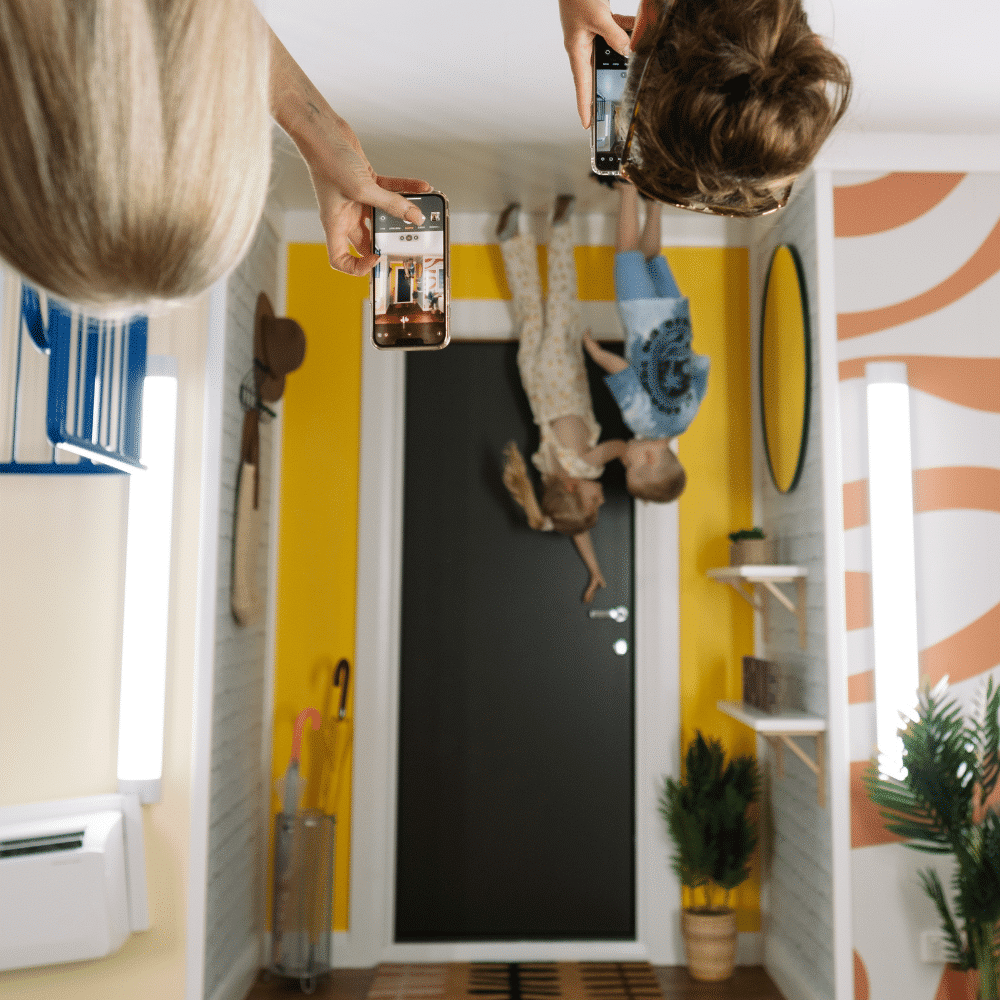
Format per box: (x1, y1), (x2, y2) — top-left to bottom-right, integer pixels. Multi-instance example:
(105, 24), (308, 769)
(371, 192), (450, 350)
(591, 35), (630, 175)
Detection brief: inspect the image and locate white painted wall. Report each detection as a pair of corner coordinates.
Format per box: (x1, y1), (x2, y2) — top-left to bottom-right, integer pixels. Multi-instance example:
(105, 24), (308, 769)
(0, 214), (282, 1000)
(0, 282), (210, 1000)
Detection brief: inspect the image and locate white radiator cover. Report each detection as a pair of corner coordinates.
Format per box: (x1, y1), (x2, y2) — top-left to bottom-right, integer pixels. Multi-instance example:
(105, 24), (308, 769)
(0, 794), (148, 971)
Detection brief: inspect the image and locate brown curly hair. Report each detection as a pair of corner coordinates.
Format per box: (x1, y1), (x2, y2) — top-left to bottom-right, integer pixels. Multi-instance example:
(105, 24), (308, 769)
(626, 0), (851, 214)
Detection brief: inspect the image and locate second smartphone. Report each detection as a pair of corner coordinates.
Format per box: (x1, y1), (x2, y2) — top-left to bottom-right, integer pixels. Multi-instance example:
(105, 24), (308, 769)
(371, 191), (450, 350)
(591, 35), (630, 175)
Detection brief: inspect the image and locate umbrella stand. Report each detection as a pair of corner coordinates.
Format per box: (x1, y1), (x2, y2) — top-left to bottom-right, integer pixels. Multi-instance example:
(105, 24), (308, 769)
(268, 810), (335, 994)
(269, 707), (335, 994)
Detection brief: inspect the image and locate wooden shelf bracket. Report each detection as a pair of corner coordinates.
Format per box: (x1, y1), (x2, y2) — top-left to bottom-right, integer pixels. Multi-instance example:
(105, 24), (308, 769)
(763, 732), (826, 808)
(717, 700), (827, 807)
(707, 566), (807, 649)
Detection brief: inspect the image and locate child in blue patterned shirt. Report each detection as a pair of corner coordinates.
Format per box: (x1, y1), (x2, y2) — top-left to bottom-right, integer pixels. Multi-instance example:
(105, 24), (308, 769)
(583, 182), (710, 503)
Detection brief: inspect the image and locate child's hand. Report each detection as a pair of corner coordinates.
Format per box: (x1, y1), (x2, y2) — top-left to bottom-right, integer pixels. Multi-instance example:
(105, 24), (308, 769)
(583, 569), (606, 604)
(583, 332), (629, 375)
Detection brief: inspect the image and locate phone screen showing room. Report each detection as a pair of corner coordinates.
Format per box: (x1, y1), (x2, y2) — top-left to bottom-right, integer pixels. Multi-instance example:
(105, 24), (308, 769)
(594, 37), (629, 171)
(373, 194), (447, 348)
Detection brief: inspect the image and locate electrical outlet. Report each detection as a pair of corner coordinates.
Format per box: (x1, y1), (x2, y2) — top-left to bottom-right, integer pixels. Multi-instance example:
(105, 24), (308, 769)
(920, 930), (951, 963)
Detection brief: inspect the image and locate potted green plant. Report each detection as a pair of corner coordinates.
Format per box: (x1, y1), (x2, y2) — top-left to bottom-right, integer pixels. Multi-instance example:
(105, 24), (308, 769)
(864, 677), (1000, 1000)
(660, 731), (761, 981)
(727, 527), (774, 567)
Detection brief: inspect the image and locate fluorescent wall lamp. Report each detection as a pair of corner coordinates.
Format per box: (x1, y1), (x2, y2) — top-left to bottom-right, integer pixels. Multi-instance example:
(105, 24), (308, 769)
(865, 362), (919, 779)
(117, 357), (179, 803)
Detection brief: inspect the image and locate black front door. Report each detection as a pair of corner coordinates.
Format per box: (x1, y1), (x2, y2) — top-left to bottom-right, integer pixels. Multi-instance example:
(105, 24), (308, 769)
(395, 341), (634, 942)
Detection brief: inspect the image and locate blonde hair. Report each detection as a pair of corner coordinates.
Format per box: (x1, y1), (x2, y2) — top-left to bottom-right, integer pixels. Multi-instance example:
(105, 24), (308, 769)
(540, 477), (600, 535)
(627, 446), (687, 503)
(0, 0), (272, 308)
(502, 441), (600, 536)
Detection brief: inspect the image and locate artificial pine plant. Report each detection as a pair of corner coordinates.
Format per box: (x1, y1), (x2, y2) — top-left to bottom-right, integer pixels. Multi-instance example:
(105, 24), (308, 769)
(659, 731), (760, 911)
(863, 677), (1000, 999)
(727, 527), (766, 542)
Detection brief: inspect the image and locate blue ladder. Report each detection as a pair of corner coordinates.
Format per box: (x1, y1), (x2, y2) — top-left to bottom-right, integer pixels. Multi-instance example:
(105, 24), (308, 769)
(0, 284), (148, 474)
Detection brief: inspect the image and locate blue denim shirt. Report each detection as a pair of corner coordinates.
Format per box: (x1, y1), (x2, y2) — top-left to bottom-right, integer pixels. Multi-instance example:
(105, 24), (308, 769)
(604, 296), (709, 439)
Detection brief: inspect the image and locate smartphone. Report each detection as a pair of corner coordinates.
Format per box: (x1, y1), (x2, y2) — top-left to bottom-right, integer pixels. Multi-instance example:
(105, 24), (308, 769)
(591, 35), (630, 175)
(371, 192), (450, 350)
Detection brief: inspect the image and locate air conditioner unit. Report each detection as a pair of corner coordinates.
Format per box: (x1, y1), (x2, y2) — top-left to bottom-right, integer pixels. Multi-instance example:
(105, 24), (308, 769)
(0, 794), (149, 972)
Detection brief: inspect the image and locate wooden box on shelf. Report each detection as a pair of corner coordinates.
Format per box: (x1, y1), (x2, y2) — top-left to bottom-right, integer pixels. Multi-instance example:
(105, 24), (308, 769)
(742, 656), (783, 714)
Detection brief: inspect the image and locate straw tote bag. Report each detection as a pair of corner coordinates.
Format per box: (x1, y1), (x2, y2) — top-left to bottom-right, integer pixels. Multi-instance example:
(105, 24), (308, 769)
(232, 409), (263, 626)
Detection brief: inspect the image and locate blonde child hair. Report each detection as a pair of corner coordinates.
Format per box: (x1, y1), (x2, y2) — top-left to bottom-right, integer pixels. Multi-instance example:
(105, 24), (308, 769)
(502, 442), (601, 537)
(625, 445), (687, 503)
(0, 0), (271, 308)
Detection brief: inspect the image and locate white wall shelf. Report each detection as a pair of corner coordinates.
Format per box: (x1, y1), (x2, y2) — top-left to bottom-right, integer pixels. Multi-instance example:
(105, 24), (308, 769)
(707, 565), (808, 649)
(717, 700), (827, 806)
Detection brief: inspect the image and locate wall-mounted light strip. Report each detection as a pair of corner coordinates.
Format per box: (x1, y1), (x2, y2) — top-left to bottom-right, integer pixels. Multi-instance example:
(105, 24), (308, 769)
(865, 362), (919, 779)
(117, 357), (179, 804)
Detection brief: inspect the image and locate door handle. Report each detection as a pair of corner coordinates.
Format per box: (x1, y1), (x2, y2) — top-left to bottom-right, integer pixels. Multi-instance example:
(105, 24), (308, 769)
(588, 605), (629, 623)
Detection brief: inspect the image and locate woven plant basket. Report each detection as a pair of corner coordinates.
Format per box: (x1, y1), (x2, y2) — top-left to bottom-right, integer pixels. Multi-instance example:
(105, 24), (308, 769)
(729, 538), (775, 566)
(682, 909), (738, 982)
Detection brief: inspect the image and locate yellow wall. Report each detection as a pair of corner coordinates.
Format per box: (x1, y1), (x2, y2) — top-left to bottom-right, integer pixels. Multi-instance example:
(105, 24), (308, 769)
(277, 240), (755, 934)
(272, 247), (368, 930)
(671, 248), (757, 930)
(451, 244), (615, 301)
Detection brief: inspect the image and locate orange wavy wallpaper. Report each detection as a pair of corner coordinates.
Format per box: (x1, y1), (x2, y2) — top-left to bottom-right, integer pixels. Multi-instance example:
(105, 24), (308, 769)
(835, 170), (1000, 1000)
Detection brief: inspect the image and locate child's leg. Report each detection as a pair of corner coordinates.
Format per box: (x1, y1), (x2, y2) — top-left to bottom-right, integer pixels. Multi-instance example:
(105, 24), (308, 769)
(615, 249), (660, 301)
(646, 252), (682, 300)
(616, 183), (641, 254)
(615, 186), (663, 302)
(633, 196), (681, 299)
(544, 197), (579, 351)
(533, 203), (594, 426)
(639, 199), (661, 261)
(499, 225), (545, 408)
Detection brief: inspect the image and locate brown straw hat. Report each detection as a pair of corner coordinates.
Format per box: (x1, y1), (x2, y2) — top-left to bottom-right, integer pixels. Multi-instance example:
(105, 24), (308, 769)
(253, 292), (306, 402)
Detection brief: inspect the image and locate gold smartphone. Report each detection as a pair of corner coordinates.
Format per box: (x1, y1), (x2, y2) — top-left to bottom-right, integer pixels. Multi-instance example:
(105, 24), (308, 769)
(371, 191), (450, 350)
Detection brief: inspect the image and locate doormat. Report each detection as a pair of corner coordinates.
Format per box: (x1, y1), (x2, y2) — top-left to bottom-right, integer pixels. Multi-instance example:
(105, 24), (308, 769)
(365, 962), (664, 999)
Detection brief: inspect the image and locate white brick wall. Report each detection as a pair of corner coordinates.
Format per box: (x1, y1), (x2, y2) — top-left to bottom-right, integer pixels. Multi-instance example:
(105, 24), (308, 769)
(203, 219), (279, 1000)
(751, 178), (836, 1000)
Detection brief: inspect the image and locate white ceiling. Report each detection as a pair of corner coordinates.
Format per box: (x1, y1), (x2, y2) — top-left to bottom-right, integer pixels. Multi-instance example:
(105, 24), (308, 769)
(258, 0), (1000, 215)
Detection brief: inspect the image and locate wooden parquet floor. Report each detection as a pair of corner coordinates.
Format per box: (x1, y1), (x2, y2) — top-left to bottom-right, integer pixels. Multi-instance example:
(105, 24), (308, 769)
(245, 965), (785, 1000)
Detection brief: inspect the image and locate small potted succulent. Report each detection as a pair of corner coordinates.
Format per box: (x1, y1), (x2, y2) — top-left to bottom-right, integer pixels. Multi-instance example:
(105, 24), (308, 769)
(728, 527), (774, 567)
(660, 731), (760, 982)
